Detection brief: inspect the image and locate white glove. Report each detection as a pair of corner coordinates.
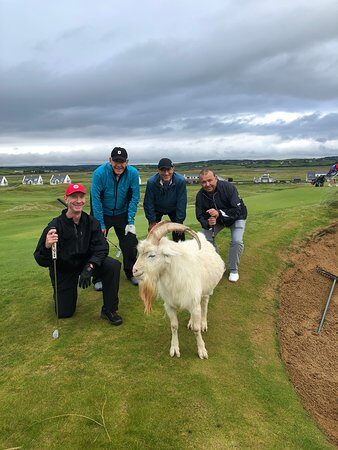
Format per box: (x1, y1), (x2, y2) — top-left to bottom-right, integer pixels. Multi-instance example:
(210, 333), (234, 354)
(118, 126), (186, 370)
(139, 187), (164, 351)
(125, 224), (136, 235)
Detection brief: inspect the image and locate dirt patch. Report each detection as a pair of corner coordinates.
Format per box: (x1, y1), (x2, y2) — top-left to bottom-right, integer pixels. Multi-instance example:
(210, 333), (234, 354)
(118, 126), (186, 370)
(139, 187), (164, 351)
(279, 222), (337, 446)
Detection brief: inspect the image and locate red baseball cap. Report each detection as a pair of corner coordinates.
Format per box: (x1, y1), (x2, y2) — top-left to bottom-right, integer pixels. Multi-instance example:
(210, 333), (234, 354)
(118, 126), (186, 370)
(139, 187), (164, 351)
(65, 183), (86, 196)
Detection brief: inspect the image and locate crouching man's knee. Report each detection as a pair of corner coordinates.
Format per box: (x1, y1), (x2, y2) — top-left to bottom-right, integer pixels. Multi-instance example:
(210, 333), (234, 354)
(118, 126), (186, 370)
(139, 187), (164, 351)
(102, 256), (121, 273)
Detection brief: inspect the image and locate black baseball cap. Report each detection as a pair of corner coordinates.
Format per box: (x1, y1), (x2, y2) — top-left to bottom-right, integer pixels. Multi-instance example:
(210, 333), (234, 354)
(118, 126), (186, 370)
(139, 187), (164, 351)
(158, 158), (173, 169)
(111, 147), (128, 162)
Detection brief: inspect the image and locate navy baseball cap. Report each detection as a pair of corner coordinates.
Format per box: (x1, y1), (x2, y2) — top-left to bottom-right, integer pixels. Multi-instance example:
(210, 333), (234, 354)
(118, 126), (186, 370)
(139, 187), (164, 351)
(111, 147), (128, 162)
(158, 158), (173, 169)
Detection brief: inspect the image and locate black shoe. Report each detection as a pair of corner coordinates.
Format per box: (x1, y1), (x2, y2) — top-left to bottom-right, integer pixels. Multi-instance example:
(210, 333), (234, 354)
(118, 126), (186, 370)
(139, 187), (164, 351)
(128, 276), (139, 286)
(101, 309), (123, 326)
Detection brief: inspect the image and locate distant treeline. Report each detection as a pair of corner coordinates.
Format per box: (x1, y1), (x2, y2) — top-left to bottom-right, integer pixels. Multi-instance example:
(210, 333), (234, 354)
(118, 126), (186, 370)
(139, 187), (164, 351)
(1, 156), (336, 174)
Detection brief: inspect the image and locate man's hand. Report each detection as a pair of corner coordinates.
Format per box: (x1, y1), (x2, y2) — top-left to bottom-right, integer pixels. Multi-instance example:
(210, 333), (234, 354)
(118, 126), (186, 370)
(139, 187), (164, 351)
(79, 263), (94, 289)
(102, 228), (107, 237)
(206, 208), (219, 218)
(45, 228), (58, 249)
(148, 222), (157, 232)
(208, 217), (217, 226)
(125, 224), (136, 235)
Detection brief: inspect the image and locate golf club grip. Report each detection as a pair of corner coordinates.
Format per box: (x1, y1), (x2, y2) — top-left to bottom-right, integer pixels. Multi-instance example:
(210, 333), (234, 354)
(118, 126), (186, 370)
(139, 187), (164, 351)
(52, 242), (57, 260)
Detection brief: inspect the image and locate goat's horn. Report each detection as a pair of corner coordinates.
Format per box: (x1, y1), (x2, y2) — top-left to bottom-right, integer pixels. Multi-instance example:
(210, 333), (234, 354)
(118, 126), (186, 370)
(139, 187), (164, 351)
(148, 221), (201, 249)
(147, 220), (171, 237)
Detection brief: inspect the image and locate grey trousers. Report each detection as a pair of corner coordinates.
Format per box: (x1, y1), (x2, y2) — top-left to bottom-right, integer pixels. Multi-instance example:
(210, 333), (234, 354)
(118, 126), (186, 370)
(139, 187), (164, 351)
(201, 220), (246, 273)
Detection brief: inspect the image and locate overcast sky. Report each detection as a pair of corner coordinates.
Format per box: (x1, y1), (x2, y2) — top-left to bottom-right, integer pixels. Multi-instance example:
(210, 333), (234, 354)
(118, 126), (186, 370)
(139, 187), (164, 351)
(0, 0), (337, 166)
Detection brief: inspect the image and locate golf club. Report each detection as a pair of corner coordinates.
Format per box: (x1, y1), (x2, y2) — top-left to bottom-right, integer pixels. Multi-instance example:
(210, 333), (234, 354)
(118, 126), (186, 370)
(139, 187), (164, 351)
(211, 225), (215, 246)
(57, 197), (122, 256)
(51, 230), (59, 339)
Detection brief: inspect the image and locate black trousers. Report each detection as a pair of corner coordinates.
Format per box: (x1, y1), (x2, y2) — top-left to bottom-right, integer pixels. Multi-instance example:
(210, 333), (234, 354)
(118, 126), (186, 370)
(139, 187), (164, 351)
(103, 213), (138, 279)
(50, 257), (121, 318)
(155, 211), (185, 242)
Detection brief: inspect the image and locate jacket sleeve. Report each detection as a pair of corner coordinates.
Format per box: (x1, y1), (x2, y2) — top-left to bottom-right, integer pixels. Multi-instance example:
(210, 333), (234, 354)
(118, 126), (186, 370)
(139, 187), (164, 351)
(218, 184), (245, 224)
(143, 179), (156, 223)
(90, 170), (105, 230)
(33, 224), (55, 267)
(195, 192), (209, 229)
(88, 218), (109, 267)
(127, 169), (140, 225)
(175, 177), (187, 223)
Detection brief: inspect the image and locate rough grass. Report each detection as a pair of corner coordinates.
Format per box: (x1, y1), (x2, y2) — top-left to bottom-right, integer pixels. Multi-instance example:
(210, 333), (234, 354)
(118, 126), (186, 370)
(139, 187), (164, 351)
(0, 180), (337, 449)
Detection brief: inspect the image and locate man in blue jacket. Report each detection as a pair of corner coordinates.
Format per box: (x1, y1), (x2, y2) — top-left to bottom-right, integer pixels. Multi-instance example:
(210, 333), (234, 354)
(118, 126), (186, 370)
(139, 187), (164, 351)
(196, 168), (247, 283)
(143, 158), (187, 242)
(91, 147), (140, 286)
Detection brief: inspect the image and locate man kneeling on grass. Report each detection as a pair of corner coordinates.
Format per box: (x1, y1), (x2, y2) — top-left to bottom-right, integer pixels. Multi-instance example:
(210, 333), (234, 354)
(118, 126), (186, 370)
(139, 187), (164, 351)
(34, 183), (123, 326)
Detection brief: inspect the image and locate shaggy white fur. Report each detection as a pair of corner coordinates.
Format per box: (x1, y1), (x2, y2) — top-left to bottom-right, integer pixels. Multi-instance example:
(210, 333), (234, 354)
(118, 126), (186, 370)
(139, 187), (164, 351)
(133, 231), (225, 359)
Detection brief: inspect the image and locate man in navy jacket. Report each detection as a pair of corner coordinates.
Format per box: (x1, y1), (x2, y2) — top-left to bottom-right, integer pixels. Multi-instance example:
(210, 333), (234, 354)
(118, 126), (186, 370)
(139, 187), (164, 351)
(143, 158), (187, 242)
(196, 168), (247, 283)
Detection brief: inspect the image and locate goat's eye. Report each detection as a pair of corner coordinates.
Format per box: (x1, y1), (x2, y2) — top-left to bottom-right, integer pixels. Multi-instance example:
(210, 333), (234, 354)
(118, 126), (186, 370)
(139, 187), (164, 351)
(148, 253), (156, 258)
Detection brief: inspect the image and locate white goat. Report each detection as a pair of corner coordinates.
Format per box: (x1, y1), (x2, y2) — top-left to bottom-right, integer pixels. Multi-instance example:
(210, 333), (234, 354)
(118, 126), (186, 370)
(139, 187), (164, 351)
(132, 222), (225, 359)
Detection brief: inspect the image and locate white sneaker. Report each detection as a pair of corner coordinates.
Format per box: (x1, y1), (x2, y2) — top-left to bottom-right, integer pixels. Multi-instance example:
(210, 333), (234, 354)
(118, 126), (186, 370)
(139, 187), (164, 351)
(229, 272), (239, 282)
(94, 281), (103, 291)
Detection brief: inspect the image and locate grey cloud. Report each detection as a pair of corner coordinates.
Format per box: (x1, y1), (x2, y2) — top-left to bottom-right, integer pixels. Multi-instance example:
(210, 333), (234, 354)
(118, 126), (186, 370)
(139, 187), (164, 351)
(1, 0), (338, 164)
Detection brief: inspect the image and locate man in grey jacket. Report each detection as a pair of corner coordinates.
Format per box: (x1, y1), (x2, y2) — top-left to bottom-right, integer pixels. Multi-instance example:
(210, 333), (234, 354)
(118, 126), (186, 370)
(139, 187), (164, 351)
(195, 168), (247, 282)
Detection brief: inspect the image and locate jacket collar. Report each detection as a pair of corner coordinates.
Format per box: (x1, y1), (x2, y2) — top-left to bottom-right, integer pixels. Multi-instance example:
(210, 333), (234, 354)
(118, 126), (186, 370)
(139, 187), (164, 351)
(61, 209), (85, 225)
(156, 172), (175, 186)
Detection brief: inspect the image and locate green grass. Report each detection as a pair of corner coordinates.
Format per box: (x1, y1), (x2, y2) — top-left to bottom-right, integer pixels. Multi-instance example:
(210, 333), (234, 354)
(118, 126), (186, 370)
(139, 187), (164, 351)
(0, 179), (337, 449)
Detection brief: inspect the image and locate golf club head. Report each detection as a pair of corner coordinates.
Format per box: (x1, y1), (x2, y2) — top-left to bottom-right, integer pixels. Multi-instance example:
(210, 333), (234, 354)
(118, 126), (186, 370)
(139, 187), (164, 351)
(52, 328), (59, 339)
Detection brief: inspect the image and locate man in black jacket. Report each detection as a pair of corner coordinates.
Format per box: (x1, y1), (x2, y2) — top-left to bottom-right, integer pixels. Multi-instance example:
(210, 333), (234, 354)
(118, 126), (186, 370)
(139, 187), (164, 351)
(195, 169), (247, 283)
(34, 183), (123, 325)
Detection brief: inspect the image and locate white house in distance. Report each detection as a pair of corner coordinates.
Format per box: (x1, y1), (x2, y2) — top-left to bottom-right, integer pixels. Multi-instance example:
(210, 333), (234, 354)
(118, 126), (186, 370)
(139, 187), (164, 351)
(184, 174), (200, 184)
(50, 174), (72, 185)
(22, 175), (43, 185)
(254, 173), (275, 184)
(306, 171), (327, 183)
(0, 176), (9, 186)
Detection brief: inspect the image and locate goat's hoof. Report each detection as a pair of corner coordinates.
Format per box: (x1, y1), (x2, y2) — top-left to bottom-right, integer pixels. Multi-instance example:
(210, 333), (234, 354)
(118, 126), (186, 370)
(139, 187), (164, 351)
(201, 321), (208, 332)
(198, 348), (208, 359)
(187, 319), (192, 330)
(170, 347), (180, 357)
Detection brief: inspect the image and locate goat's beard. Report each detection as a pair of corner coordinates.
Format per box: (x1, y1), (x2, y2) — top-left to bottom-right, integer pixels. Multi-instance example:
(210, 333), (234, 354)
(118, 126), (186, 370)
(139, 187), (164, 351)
(139, 276), (156, 314)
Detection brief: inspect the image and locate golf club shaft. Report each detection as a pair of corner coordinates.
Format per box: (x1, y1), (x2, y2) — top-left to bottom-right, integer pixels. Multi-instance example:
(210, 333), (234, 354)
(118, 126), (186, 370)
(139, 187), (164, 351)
(52, 242), (60, 324)
(57, 197), (67, 207)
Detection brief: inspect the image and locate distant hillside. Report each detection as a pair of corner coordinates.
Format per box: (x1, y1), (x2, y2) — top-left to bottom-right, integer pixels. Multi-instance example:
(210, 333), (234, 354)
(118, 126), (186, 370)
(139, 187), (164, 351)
(0, 156), (336, 174)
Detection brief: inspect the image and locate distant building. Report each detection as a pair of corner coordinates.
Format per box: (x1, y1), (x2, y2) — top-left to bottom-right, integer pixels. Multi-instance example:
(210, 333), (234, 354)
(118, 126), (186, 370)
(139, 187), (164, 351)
(22, 175), (43, 185)
(184, 174), (200, 184)
(50, 174), (72, 185)
(254, 173), (275, 184)
(306, 171), (326, 183)
(0, 176), (8, 186)
(292, 176), (302, 183)
(306, 172), (316, 182)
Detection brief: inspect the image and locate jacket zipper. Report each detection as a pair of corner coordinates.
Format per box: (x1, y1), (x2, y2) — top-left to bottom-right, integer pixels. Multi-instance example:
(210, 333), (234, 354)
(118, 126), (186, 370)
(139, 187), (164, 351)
(112, 168), (128, 215)
(113, 176), (120, 214)
(73, 223), (79, 253)
(202, 190), (218, 209)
